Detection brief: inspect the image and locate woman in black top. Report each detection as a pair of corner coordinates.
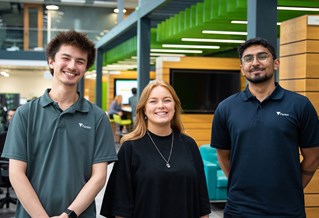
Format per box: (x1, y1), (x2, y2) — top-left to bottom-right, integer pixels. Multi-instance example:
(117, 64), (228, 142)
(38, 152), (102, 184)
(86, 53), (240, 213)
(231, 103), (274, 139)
(101, 80), (210, 218)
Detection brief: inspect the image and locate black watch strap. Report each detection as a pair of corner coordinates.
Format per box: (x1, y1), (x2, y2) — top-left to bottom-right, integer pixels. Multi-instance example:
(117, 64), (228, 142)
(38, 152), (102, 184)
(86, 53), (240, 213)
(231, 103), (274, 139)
(64, 209), (78, 218)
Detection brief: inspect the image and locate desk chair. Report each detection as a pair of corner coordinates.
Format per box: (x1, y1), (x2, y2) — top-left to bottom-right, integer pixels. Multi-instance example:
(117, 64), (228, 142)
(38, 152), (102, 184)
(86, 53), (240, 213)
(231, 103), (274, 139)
(0, 159), (17, 208)
(0, 132), (17, 208)
(113, 114), (132, 142)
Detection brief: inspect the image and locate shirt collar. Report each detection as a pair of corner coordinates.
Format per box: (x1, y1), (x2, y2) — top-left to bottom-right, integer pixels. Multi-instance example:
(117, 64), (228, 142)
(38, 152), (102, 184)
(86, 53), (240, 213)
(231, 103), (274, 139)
(241, 82), (284, 102)
(39, 89), (90, 113)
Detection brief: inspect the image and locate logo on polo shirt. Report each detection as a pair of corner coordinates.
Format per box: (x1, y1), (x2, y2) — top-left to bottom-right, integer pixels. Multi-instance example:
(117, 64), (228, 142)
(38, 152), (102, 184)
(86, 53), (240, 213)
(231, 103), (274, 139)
(79, 123), (92, 129)
(276, 111), (289, 117)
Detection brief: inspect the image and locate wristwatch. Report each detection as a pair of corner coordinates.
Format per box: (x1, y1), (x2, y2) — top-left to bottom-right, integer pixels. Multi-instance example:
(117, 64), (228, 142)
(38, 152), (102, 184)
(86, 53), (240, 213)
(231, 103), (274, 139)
(64, 209), (78, 218)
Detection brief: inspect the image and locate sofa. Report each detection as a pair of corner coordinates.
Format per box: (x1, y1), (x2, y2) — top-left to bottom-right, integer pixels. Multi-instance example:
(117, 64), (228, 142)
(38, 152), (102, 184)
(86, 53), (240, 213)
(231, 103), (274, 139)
(199, 144), (228, 202)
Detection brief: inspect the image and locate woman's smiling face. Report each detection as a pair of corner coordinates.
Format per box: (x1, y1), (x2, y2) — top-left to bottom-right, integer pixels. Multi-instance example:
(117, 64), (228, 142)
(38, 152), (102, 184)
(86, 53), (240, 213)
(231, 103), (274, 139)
(145, 86), (175, 129)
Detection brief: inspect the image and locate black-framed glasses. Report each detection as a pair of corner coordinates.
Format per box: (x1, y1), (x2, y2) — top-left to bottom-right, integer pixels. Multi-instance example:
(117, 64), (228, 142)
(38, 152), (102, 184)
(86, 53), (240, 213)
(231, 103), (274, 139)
(242, 52), (271, 64)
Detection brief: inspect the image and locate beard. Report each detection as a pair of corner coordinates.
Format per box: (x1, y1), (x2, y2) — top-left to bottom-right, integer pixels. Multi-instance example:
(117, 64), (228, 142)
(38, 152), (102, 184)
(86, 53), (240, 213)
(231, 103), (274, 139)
(246, 69), (273, 84)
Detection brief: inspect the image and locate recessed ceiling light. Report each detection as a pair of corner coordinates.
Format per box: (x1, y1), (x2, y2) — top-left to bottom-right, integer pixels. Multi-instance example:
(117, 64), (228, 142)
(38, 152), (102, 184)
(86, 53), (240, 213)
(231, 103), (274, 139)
(113, 8), (127, 14)
(0, 71), (10, 77)
(46, 5), (59, 10)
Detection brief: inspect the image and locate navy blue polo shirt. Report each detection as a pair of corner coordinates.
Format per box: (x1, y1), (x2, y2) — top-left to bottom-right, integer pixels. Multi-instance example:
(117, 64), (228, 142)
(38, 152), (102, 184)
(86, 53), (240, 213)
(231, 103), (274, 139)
(211, 84), (319, 217)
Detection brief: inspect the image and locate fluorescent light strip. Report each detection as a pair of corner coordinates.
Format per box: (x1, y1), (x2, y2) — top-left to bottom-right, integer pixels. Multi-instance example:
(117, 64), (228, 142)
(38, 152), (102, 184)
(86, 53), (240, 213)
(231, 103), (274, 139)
(151, 49), (202, 54)
(202, 30), (247, 35)
(231, 20), (247, 24)
(61, 0), (85, 3)
(162, 44), (220, 49)
(277, 6), (319, 12)
(182, 38), (245, 43)
(150, 53), (186, 57)
(231, 20), (281, 25)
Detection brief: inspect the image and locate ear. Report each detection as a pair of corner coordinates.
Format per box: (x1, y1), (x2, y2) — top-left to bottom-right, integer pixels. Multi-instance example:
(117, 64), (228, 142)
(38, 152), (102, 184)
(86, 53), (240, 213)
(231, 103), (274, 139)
(274, 59), (280, 71)
(240, 64), (245, 76)
(48, 58), (54, 69)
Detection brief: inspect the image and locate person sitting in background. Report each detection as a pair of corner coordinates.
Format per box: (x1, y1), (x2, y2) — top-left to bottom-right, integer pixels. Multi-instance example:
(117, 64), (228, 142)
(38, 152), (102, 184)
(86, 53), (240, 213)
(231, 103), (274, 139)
(128, 87), (138, 122)
(108, 95), (128, 133)
(108, 95), (124, 119)
(4, 107), (17, 131)
(100, 80), (211, 218)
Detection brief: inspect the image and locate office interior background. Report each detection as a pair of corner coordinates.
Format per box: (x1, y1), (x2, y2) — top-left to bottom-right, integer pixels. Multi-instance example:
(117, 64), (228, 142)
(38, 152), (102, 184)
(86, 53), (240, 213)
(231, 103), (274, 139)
(0, 0), (318, 106)
(0, 0), (319, 217)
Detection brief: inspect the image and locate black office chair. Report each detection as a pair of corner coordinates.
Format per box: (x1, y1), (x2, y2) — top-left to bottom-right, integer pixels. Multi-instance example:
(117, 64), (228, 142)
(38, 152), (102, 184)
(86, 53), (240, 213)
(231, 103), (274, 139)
(0, 132), (17, 208)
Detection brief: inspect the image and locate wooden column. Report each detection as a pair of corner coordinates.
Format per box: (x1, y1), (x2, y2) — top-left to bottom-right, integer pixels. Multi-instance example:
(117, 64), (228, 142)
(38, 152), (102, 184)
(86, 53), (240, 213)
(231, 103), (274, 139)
(279, 14), (319, 218)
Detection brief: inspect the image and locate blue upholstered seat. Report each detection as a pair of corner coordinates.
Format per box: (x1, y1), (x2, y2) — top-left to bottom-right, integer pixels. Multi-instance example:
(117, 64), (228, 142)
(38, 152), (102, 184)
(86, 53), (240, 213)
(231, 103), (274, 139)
(199, 144), (228, 202)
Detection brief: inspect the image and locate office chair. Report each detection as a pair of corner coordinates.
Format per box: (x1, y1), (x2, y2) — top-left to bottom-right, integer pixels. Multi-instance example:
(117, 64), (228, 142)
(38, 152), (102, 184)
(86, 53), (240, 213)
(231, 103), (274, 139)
(0, 132), (17, 208)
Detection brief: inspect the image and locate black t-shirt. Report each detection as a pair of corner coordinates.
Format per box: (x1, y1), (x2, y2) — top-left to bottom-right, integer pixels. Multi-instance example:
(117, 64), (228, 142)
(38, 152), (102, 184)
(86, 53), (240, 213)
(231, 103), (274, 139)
(101, 131), (211, 218)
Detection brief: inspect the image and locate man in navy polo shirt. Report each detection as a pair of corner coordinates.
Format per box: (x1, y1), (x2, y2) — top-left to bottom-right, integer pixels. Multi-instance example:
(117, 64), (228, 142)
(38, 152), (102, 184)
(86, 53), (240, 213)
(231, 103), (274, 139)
(2, 30), (117, 218)
(211, 37), (319, 218)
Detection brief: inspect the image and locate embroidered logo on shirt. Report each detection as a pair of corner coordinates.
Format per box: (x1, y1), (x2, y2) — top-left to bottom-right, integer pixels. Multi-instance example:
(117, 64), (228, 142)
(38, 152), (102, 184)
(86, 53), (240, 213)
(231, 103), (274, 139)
(79, 123), (92, 129)
(276, 111), (289, 117)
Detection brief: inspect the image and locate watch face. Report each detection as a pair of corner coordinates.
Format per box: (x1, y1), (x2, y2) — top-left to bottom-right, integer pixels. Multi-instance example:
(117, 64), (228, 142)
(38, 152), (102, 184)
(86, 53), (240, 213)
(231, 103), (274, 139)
(65, 209), (77, 218)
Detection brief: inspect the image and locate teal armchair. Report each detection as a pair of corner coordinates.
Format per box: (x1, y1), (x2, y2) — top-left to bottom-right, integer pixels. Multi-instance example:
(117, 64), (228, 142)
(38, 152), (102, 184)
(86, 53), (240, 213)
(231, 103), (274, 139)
(199, 144), (228, 202)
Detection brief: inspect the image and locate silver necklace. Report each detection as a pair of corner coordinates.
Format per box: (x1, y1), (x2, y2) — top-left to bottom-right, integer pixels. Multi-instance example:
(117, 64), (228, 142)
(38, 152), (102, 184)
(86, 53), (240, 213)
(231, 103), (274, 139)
(147, 131), (174, 168)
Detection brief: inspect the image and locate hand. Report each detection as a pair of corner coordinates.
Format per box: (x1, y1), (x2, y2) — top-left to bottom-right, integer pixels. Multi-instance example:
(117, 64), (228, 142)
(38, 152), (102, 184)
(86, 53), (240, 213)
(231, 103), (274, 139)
(50, 212), (68, 218)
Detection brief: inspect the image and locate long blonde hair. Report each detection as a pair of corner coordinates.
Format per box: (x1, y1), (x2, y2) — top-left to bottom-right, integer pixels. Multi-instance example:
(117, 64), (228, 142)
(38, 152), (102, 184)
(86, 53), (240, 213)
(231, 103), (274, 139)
(113, 95), (122, 106)
(120, 80), (184, 144)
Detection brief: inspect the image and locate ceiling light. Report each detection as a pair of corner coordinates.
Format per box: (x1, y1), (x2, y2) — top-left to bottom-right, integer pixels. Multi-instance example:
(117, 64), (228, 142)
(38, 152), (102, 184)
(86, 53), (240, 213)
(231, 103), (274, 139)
(0, 71), (10, 77)
(277, 6), (319, 11)
(181, 38), (245, 43)
(61, 0), (85, 3)
(202, 30), (247, 35)
(162, 44), (220, 49)
(113, 8), (127, 14)
(231, 20), (247, 24)
(151, 49), (202, 54)
(46, 5), (59, 10)
(230, 20), (281, 26)
(150, 53), (186, 57)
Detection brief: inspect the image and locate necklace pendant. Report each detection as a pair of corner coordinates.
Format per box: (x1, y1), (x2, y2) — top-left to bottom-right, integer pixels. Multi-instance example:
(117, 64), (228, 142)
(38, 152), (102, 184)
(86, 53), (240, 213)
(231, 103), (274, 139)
(166, 163), (171, 168)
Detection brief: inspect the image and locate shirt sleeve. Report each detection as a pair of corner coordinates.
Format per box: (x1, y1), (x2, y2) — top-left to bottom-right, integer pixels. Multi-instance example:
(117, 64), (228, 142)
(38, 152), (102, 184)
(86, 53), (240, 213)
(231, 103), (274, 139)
(1, 106), (28, 161)
(211, 104), (231, 150)
(298, 98), (319, 148)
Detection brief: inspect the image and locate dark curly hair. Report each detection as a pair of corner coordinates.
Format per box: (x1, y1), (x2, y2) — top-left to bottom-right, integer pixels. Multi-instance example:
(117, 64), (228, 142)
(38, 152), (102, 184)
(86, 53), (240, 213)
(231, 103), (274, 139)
(238, 37), (277, 63)
(45, 30), (96, 75)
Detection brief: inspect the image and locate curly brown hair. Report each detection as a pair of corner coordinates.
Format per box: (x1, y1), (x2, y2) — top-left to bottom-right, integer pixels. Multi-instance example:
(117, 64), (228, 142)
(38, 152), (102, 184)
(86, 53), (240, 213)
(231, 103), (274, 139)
(45, 30), (96, 75)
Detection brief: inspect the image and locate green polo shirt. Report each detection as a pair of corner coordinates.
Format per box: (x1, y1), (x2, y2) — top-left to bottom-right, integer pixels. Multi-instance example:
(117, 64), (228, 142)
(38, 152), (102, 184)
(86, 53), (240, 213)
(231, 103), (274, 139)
(2, 89), (117, 218)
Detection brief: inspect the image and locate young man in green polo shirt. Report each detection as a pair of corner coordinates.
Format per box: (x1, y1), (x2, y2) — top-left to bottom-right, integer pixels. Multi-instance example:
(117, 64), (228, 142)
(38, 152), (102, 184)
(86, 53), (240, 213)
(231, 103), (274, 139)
(2, 30), (117, 218)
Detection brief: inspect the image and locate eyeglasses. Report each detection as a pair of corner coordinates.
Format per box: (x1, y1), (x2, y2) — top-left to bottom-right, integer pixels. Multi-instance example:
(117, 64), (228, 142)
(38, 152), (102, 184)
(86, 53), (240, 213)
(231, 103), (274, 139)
(242, 52), (271, 64)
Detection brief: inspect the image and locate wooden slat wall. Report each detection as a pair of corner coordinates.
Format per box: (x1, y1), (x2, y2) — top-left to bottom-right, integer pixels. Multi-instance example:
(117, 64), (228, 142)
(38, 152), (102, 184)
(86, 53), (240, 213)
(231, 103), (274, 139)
(156, 56), (242, 146)
(280, 14), (319, 218)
